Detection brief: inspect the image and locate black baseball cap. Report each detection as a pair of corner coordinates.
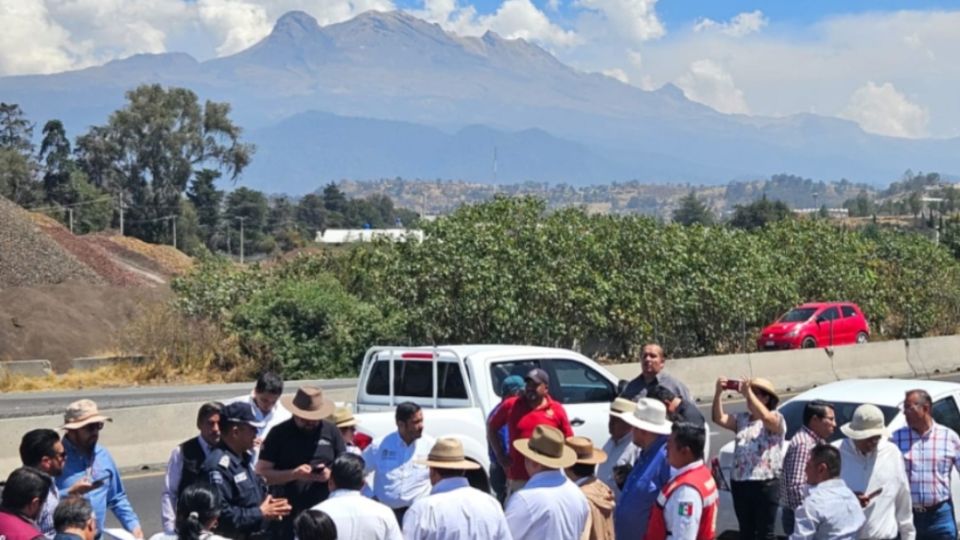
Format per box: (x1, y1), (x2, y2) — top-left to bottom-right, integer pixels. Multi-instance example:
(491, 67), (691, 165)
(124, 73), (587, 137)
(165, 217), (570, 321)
(524, 368), (550, 386)
(220, 402), (266, 429)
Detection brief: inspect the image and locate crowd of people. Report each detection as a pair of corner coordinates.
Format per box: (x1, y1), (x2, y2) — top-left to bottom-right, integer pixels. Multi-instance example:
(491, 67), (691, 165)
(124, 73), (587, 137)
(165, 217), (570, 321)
(2, 343), (960, 540)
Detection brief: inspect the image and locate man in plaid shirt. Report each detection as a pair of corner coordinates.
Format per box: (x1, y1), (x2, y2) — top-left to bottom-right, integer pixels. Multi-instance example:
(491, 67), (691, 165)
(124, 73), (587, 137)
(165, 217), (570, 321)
(892, 389), (960, 540)
(778, 400), (836, 535)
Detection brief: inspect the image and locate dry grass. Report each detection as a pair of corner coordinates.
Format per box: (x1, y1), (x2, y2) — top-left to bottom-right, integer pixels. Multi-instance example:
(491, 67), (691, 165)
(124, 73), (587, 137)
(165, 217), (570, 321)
(0, 302), (256, 392)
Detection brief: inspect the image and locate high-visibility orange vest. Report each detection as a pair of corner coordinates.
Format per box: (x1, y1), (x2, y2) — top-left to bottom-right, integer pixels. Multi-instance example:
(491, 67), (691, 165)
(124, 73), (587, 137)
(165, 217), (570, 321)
(644, 463), (718, 540)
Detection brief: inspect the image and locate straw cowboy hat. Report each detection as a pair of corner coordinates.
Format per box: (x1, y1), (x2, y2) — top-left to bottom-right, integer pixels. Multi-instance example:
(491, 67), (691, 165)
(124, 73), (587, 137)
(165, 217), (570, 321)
(609, 397), (637, 416)
(513, 424), (578, 469)
(840, 404), (887, 440)
(566, 436), (608, 465)
(329, 407), (358, 428)
(419, 437), (481, 470)
(749, 378), (780, 407)
(62, 399), (112, 430)
(615, 398), (672, 435)
(281, 386), (336, 421)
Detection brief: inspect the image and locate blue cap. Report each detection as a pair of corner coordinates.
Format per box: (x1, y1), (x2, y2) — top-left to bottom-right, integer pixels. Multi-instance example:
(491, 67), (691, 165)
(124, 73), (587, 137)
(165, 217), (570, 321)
(221, 402), (266, 429)
(501, 375), (525, 395)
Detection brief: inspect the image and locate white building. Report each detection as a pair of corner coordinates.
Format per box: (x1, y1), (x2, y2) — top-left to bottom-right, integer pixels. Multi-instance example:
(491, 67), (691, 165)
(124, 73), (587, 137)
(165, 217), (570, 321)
(315, 228), (424, 244)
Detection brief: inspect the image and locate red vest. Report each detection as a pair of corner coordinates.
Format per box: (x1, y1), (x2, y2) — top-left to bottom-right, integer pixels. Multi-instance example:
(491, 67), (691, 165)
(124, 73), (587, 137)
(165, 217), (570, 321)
(644, 463), (718, 540)
(0, 510), (44, 540)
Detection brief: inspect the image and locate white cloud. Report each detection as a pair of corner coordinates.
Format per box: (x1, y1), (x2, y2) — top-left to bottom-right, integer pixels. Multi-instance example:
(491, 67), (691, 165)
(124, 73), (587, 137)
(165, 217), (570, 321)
(840, 81), (929, 138)
(196, 1), (272, 56)
(694, 10), (767, 37)
(601, 68), (628, 83)
(674, 59), (749, 114)
(414, 0), (578, 47)
(0, 1), (76, 74)
(574, 0), (664, 44)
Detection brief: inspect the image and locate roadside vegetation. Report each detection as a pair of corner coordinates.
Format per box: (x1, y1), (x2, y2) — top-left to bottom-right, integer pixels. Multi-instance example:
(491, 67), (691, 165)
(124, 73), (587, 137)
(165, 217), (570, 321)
(152, 196), (960, 380)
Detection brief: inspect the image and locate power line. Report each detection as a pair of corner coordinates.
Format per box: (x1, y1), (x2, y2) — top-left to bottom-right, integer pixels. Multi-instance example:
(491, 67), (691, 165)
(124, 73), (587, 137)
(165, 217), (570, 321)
(25, 196), (114, 212)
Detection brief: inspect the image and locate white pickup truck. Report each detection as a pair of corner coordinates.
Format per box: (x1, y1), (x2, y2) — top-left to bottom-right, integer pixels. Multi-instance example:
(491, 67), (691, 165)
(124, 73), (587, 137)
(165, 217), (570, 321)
(349, 345), (628, 488)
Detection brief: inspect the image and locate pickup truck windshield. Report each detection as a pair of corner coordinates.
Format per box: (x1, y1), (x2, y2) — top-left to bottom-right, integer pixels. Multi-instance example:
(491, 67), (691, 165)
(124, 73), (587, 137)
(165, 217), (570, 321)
(365, 360), (467, 399)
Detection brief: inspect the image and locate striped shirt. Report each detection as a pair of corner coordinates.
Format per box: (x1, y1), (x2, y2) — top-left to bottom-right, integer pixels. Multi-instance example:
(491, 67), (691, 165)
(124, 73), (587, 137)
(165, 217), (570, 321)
(780, 426), (824, 509)
(891, 423), (960, 506)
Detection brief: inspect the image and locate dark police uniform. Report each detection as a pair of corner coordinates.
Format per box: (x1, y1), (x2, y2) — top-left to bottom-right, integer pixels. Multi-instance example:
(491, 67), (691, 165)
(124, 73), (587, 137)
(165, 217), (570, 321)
(202, 443), (267, 539)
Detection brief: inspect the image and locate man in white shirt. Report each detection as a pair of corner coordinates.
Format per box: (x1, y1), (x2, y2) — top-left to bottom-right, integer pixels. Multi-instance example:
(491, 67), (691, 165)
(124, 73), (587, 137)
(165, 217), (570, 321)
(160, 402), (222, 534)
(505, 424), (589, 540)
(402, 437), (511, 540)
(313, 453), (403, 540)
(226, 372), (291, 464)
(362, 401), (436, 525)
(838, 404), (916, 540)
(597, 398), (637, 498)
(790, 444), (865, 540)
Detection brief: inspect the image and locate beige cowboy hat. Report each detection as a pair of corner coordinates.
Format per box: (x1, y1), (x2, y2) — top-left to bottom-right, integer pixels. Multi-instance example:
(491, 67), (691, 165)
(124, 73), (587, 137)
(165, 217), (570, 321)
(513, 424), (578, 469)
(329, 407), (358, 428)
(841, 404), (887, 440)
(281, 386), (336, 421)
(566, 436), (608, 465)
(615, 398), (672, 435)
(62, 399), (112, 430)
(417, 437), (481, 470)
(610, 397), (637, 416)
(749, 378), (780, 407)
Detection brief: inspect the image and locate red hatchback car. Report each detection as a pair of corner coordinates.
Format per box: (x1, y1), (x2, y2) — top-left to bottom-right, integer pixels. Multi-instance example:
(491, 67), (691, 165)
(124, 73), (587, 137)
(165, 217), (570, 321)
(757, 302), (870, 350)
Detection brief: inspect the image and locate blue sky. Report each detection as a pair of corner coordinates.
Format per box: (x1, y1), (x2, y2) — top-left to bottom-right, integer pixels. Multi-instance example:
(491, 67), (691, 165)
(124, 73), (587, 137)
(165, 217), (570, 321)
(3, 1), (960, 138)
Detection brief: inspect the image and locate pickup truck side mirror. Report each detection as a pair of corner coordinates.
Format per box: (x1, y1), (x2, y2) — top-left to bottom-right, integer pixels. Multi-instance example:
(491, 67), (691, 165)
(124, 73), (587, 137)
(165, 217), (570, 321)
(616, 379), (628, 396)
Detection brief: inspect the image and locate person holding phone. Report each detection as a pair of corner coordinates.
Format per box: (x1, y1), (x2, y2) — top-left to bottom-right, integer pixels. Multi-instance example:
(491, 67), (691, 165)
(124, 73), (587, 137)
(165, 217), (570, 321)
(712, 377), (785, 540)
(256, 386), (344, 539)
(839, 404), (916, 540)
(57, 400), (143, 540)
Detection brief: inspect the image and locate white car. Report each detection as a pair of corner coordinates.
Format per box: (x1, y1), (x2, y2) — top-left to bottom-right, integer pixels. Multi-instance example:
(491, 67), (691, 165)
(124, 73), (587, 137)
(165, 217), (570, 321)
(713, 378), (960, 527)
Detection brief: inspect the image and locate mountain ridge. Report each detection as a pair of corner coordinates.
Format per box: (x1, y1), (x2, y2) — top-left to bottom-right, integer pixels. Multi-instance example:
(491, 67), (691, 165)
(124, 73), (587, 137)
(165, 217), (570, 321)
(0, 9), (957, 191)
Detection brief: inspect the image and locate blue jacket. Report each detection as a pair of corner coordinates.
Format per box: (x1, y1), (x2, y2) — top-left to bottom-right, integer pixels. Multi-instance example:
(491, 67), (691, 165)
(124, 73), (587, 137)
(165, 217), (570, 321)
(57, 438), (140, 536)
(614, 435), (671, 540)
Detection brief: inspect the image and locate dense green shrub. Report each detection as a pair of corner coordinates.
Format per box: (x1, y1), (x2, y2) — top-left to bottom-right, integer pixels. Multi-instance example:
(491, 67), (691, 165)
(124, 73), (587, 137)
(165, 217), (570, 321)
(172, 195), (960, 375)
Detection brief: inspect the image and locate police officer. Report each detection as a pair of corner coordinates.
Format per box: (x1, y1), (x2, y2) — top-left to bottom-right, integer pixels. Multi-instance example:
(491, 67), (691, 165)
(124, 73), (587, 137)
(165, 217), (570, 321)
(201, 402), (291, 539)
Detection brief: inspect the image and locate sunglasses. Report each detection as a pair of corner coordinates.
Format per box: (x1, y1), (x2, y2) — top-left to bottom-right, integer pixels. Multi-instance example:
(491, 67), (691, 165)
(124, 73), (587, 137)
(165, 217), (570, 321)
(82, 422), (105, 432)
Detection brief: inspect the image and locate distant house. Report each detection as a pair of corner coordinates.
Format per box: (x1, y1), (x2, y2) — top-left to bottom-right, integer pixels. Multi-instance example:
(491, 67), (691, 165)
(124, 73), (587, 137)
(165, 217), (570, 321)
(793, 207), (850, 218)
(315, 228), (424, 244)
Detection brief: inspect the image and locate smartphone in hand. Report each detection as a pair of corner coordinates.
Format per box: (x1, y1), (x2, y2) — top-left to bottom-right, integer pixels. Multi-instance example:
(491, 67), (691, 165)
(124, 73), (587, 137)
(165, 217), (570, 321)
(722, 380), (741, 391)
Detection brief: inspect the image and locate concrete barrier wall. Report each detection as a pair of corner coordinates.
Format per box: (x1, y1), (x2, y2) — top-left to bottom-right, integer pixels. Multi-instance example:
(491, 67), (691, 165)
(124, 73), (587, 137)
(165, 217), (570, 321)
(1, 359), (53, 377)
(907, 335), (960, 376)
(831, 340), (914, 380)
(749, 348), (836, 394)
(72, 355), (148, 372)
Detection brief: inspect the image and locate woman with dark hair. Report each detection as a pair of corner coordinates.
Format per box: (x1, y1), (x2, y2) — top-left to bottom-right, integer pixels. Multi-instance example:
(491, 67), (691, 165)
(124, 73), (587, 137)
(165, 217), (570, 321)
(293, 509), (337, 540)
(148, 485), (229, 540)
(713, 377), (786, 540)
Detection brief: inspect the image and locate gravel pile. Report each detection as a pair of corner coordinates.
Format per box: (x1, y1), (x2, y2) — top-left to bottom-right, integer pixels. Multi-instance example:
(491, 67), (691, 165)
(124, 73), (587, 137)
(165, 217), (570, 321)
(0, 196), (104, 289)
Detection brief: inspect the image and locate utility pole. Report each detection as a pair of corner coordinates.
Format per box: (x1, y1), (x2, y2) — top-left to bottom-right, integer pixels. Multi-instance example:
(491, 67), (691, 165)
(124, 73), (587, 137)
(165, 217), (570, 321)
(237, 216), (246, 264)
(67, 208), (74, 234)
(118, 194), (125, 236)
(171, 216), (177, 250)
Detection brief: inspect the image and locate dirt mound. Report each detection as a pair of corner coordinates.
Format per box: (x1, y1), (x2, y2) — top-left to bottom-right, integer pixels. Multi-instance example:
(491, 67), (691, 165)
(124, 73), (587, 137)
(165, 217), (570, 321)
(0, 197), (103, 288)
(35, 220), (149, 287)
(0, 284), (172, 370)
(99, 234), (193, 275)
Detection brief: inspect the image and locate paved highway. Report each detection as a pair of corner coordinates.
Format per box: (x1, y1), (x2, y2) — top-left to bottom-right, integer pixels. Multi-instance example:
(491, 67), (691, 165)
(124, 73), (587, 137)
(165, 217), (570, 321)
(0, 378), (357, 418)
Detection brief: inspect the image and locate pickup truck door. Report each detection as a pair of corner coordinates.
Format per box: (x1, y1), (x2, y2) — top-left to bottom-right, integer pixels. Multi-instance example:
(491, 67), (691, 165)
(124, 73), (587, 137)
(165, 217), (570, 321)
(488, 357), (617, 447)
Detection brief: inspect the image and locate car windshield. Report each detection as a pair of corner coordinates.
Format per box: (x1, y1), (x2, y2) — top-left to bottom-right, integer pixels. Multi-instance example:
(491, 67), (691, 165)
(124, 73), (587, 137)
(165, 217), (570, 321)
(779, 400), (899, 442)
(779, 308), (817, 323)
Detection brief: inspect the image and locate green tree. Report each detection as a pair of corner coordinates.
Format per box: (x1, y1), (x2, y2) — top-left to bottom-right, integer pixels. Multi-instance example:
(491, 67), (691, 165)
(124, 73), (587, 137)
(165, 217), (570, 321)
(672, 190), (714, 226)
(0, 103), (40, 204)
(224, 187), (269, 256)
(297, 193), (327, 237)
(75, 85), (254, 243)
(186, 169), (223, 249)
(729, 196), (792, 230)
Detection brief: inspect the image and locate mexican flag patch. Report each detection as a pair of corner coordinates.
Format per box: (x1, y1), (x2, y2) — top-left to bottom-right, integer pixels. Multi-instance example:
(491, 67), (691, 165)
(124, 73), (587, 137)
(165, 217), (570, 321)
(678, 502), (694, 517)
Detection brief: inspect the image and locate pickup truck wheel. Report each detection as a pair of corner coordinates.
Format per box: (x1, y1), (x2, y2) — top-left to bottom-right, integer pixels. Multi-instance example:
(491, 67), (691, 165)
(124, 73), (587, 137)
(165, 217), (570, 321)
(801, 337), (817, 349)
(856, 332), (868, 344)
